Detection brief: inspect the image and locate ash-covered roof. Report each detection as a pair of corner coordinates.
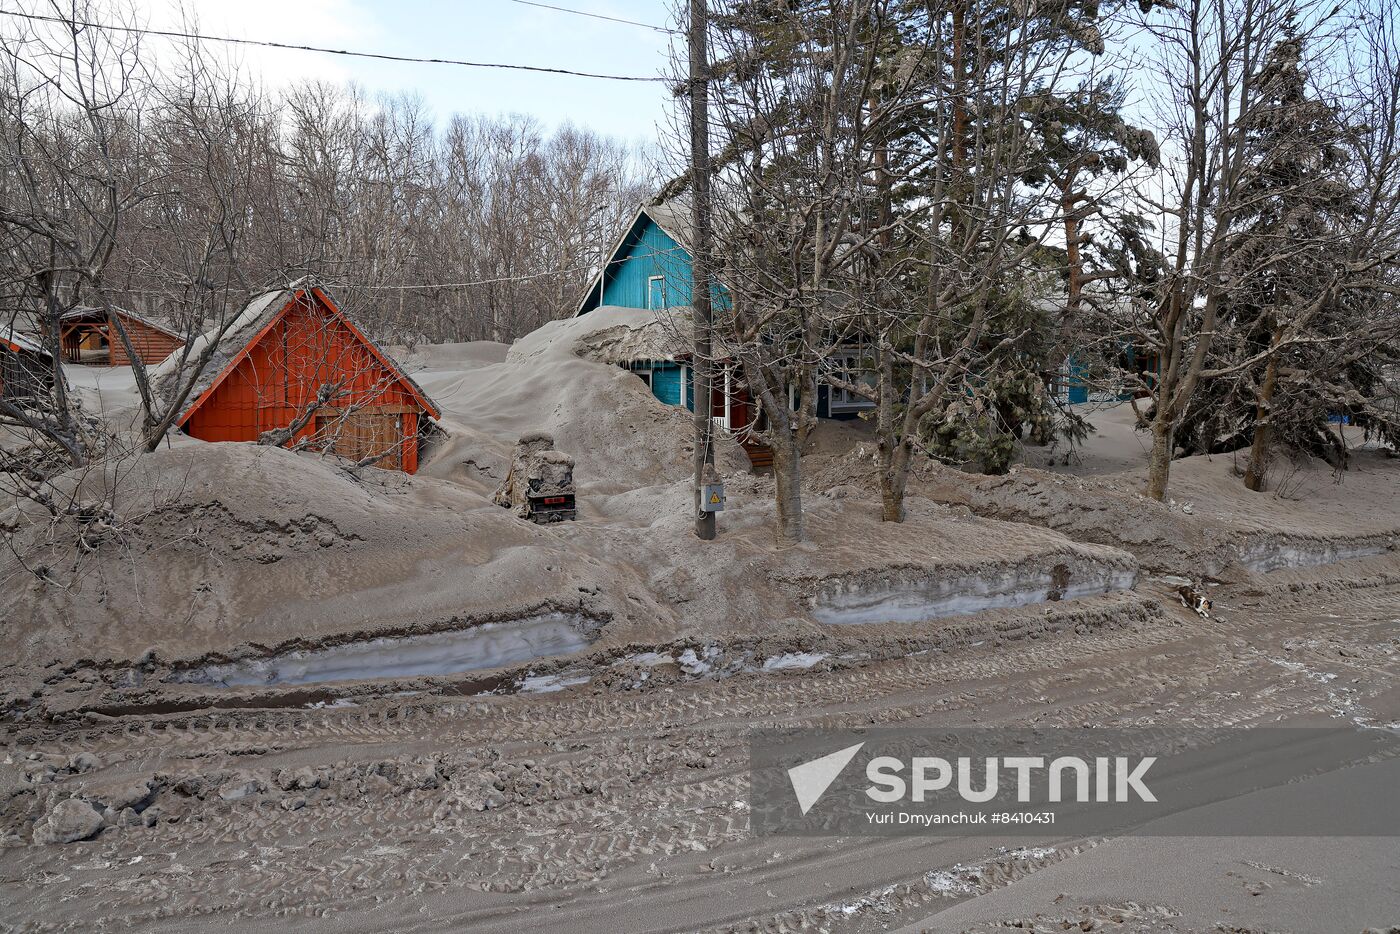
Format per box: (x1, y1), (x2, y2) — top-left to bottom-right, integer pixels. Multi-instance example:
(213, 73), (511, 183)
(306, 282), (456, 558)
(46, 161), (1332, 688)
(569, 305), (692, 364)
(0, 325), (52, 358)
(61, 305), (182, 339)
(641, 198), (694, 251)
(154, 278), (440, 427)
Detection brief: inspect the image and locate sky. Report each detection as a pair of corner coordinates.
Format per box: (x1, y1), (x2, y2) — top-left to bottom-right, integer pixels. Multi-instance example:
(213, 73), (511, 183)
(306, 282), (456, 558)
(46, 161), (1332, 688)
(120, 0), (679, 146)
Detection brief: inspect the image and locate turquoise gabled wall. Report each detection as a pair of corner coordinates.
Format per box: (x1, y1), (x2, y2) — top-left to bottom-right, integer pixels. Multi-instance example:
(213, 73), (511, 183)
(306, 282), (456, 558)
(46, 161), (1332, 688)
(599, 218), (692, 310)
(582, 210), (730, 315)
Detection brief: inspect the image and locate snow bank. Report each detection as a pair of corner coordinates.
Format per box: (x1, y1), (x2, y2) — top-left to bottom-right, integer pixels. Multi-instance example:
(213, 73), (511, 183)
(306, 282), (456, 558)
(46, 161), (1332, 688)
(177, 613), (598, 688)
(811, 558), (1139, 625)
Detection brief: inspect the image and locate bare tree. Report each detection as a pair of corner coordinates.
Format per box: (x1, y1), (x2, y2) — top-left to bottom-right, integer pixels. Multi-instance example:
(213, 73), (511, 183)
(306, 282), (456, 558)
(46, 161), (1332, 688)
(1130, 0), (1329, 500)
(0, 0), (147, 467)
(699, 0), (903, 542)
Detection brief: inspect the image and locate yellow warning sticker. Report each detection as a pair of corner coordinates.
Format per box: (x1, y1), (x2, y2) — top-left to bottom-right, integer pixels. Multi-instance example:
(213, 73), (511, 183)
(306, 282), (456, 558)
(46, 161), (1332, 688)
(709, 492), (723, 504)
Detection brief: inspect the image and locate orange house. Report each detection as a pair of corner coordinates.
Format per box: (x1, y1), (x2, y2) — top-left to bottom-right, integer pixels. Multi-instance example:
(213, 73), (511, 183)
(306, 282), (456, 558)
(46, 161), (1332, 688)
(158, 280), (440, 473)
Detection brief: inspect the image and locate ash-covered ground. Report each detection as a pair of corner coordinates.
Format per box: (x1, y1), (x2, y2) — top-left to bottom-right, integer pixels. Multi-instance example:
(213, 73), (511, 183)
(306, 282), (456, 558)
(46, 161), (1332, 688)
(2, 309), (1398, 933)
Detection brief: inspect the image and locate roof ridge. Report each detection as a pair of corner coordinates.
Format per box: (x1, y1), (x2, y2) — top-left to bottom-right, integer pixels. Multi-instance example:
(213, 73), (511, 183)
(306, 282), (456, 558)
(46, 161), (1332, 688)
(159, 282), (438, 428)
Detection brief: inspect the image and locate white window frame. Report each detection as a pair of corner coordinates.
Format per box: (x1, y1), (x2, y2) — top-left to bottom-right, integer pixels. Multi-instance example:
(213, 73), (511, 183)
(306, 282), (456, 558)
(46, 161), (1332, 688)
(710, 363), (734, 432)
(647, 275), (666, 310)
(827, 350), (877, 413)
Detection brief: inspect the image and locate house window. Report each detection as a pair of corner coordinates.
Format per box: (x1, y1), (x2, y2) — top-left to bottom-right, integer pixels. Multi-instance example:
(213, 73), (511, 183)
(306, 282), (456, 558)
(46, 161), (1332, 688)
(827, 351), (875, 411)
(629, 361), (654, 389)
(647, 276), (666, 310)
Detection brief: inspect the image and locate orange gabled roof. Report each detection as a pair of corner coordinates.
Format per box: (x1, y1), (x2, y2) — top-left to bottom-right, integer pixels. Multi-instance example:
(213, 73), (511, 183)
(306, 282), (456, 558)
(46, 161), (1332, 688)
(167, 279), (440, 428)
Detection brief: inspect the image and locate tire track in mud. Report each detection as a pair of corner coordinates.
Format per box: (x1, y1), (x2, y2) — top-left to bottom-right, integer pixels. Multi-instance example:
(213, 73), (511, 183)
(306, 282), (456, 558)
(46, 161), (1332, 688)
(23, 612), (1353, 764)
(692, 841), (1091, 934)
(20, 596), (1176, 757)
(6, 570), (1400, 933)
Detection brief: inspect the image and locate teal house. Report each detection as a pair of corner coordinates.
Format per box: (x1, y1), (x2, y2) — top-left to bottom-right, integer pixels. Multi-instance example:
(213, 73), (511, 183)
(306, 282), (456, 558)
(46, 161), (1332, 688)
(575, 201), (707, 416)
(576, 201), (703, 316)
(576, 201), (874, 428)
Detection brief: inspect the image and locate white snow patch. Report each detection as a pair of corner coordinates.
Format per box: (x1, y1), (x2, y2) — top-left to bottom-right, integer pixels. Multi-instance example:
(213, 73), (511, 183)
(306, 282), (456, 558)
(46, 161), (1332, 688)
(823, 883), (899, 917)
(924, 865), (981, 895)
(1267, 657), (1338, 683)
(678, 645), (722, 676)
(924, 846), (1057, 897)
(517, 673), (591, 694)
(998, 845), (1057, 860)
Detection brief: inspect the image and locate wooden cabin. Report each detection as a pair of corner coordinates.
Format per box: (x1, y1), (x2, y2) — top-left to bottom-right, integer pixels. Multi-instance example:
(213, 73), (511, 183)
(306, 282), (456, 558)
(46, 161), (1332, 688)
(0, 327), (54, 402)
(59, 307), (182, 367)
(155, 280), (440, 473)
(574, 200), (874, 471)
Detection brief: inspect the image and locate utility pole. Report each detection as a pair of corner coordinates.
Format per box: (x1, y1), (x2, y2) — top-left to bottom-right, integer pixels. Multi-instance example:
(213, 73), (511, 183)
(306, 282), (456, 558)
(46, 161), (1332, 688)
(690, 0), (717, 540)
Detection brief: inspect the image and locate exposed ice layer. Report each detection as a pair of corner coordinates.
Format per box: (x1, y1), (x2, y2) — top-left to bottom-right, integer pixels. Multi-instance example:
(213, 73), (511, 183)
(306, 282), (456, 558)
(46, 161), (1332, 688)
(1236, 537), (1391, 574)
(517, 673), (592, 694)
(813, 563), (1138, 625)
(181, 613), (596, 687)
(761, 652), (829, 671)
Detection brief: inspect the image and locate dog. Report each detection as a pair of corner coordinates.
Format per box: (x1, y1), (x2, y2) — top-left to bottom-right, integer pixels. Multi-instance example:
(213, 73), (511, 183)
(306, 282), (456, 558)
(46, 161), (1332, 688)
(1177, 583), (1213, 618)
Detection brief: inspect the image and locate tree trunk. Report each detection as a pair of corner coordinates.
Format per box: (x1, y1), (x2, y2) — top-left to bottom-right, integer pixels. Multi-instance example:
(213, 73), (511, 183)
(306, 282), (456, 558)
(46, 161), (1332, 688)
(1146, 410), (1175, 501)
(39, 271), (85, 468)
(1054, 173), (1085, 403)
(1243, 327), (1283, 492)
(770, 438), (804, 544)
(878, 437), (910, 522)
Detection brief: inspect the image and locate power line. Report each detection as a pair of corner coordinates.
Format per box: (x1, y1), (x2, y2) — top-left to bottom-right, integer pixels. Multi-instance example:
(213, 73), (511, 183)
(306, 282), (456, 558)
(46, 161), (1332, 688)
(0, 9), (668, 82)
(310, 245), (695, 291)
(112, 246), (696, 294)
(506, 0), (680, 35)
(353, 266), (600, 290)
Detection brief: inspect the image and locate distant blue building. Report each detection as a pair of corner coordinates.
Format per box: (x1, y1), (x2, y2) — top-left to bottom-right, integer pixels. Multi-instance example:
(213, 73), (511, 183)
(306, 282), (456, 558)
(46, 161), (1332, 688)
(575, 201), (874, 428)
(1060, 345), (1160, 405)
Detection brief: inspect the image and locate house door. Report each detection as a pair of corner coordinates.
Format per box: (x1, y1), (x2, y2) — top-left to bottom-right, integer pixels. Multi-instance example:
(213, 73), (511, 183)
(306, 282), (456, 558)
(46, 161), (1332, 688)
(647, 276), (665, 310)
(317, 412), (404, 470)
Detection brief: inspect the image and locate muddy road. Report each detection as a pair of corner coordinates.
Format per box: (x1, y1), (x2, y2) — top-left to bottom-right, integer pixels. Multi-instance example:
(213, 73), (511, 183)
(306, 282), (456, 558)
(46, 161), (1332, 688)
(3, 554), (1398, 934)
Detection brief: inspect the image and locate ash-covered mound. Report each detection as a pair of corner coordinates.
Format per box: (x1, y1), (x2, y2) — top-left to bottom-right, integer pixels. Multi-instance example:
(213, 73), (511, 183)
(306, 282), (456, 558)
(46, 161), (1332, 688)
(0, 443), (613, 666)
(409, 306), (746, 496)
(953, 450), (1400, 574)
